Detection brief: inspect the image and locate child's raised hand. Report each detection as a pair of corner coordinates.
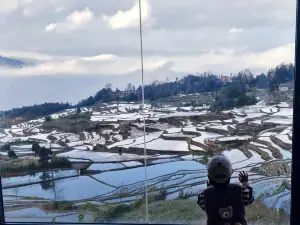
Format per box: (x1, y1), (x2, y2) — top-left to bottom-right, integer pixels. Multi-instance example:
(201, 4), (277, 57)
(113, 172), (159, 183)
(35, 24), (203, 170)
(238, 171), (248, 183)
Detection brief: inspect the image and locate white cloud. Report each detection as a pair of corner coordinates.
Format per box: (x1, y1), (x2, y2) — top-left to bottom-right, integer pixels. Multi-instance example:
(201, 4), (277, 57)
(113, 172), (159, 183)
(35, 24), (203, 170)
(0, 51), (64, 62)
(22, 8), (30, 16)
(0, 0), (297, 109)
(169, 43), (295, 74)
(103, 0), (150, 29)
(229, 28), (244, 33)
(66, 7), (94, 27)
(0, 43), (294, 78)
(45, 7), (94, 32)
(45, 23), (57, 32)
(0, 0), (36, 13)
(55, 6), (65, 13)
(82, 54), (118, 62)
(244, 43), (295, 69)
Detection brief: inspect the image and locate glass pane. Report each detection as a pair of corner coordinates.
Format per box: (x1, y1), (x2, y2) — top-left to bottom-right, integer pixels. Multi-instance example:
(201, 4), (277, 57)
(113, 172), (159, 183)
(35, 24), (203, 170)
(0, 0), (144, 223)
(0, 0), (294, 225)
(140, 0), (293, 224)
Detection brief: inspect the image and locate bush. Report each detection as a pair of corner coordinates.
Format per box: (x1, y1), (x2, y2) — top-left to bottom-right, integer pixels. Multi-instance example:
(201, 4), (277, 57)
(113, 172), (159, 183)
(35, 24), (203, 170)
(42, 113), (94, 133)
(1, 143), (10, 151)
(47, 135), (57, 142)
(0, 158), (39, 173)
(177, 190), (188, 200)
(38, 146), (51, 163)
(31, 142), (40, 157)
(154, 189), (168, 201)
(104, 204), (132, 220)
(45, 116), (52, 122)
(42, 201), (76, 211)
(78, 212), (85, 222)
(49, 157), (72, 168)
(57, 140), (68, 147)
(131, 198), (146, 209)
(79, 202), (98, 211)
(7, 150), (17, 159)
(0, 157), (71, 173)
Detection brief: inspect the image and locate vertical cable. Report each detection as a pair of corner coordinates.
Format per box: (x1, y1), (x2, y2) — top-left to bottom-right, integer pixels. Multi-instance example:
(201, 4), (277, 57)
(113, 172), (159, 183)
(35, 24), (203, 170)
(138, 0), (149, 223)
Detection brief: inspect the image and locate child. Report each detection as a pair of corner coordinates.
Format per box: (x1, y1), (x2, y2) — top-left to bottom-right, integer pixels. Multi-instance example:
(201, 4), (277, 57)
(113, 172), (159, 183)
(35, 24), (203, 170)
(197, 155), (254, 225)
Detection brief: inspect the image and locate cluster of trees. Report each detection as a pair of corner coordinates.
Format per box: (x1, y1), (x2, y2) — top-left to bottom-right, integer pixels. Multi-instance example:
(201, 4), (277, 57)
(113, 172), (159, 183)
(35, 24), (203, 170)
(77, 63), (294, 107)
(211, 83), (256, 111)
(31, 142), (52, 163)
(143, 73), (223, 101)
(77, 83), (138, 107)
(0, 63), (294, 118)
(1, 142), (52, 162)
(267, 63), (294, 90)
(1, 103), (70, 120)
(76, 74), (224, 106)
(1, 144), (17, 159)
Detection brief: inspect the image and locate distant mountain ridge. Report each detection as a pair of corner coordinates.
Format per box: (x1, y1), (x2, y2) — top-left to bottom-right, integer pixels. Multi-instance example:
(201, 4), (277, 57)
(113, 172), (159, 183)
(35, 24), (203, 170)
(0, 55), (25, 68)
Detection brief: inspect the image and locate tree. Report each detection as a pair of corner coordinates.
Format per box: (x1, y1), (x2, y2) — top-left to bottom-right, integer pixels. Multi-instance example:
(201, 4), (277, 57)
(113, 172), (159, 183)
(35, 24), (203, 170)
(255, 73), (268, 89)
(76, 107), (82, 114)
(126, 83), (133, 91)
(77, 96), (95, 107)
(32, 142), (40, 157)
(1, 102), (70, 120)
(267, 63), (294, 91)
(94, 88), (113, 102)
(8, 150), (17, 159)
(38, 147), (52, 164)
(237, 94), (256, 106)
(39, 172), (54, 190)
(236, 94), (249, 106)
(105, 82), (112, 90)
(78, 213), (85, 222)
(1, 143), (10, 151)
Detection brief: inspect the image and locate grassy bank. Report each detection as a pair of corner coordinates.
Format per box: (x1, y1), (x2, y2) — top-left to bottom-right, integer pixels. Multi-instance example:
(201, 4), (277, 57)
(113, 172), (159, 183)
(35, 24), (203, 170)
(78, 199), (289, 224)
(42, 113), (95, 133)
(0, 157), (71, 174)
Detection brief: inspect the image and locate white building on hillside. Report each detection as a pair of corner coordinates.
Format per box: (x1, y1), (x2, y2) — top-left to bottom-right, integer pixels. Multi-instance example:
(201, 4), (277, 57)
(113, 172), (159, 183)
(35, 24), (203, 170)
(279, 82), (293, 92)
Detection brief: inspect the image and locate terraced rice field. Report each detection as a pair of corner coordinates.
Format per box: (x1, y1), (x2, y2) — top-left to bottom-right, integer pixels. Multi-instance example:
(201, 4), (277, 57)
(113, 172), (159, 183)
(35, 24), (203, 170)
(0, 101), (293, 221)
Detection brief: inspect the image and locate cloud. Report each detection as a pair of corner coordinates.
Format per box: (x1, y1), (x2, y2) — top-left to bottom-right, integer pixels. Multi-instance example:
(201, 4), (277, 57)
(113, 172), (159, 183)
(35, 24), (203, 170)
(22, 8), (31, 16)
(0, 43), (294, 78)
(1, 51), (47, 59)
(102, 0), (150, 29)
(45, 7), (94, 32)
(82, 54), (118, 62)
(168, 43), (295, 75)
(0, 0), (35, 13)
(66, 7), (94, 27)
(229, 28), (243, 33)
(45, 23), (57, 32)
(0, 0), (296, 109)
(55, 6), (65, 13)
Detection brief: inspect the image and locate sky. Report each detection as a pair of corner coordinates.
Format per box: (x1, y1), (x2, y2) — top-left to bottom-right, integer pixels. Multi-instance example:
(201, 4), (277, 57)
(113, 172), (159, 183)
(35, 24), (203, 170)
(0, 0), (296, 109)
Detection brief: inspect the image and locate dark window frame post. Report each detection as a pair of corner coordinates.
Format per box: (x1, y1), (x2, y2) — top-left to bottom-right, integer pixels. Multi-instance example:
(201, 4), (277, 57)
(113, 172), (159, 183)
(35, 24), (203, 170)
(0, 177), (5, 224)
(291, 0), (300, 224)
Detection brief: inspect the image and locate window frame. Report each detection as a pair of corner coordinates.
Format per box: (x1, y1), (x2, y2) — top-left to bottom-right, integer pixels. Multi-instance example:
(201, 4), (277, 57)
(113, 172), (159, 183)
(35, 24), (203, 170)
(0, 0), (299, 224)
(291, 0), (300, 225)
